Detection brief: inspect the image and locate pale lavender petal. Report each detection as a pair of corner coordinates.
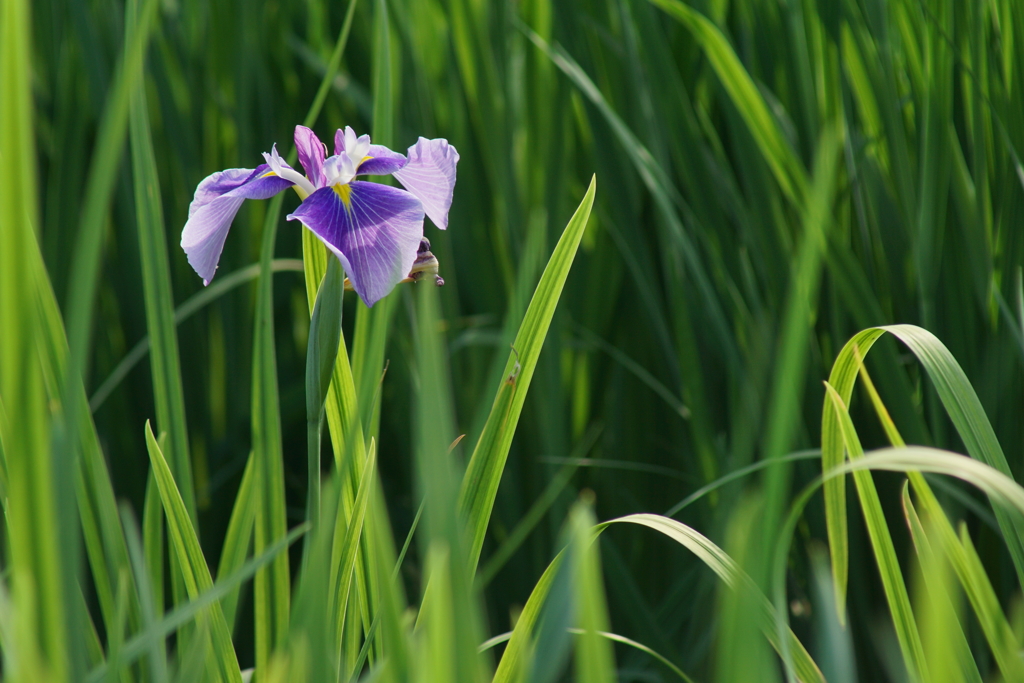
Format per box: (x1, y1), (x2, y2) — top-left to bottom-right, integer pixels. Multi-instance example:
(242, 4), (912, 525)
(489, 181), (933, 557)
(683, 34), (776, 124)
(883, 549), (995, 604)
(190, 167), (262, 216)
(357, 145), (408, 176)
(286, 182), (424, 307)
(181, 165), (293, 285)
(294, 125), (327, 188)
(334, 126), (357, 155)
(393, 137), (459, 229)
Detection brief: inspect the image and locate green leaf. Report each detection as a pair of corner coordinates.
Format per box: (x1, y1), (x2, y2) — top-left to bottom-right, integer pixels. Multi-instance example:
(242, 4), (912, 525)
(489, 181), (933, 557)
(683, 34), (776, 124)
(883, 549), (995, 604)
(414, 277), (487, 683)
(85, 523), (307, 683)
(0, 0), (69, 677)
(522, 25), (739, 374)
(329, 441), (377, 660)
(823, 383), (928, 681)
(491, 553), (563, 683)
(89, 259), (305, 413)
(120, 503), (169, 683)
(646, 0), (808, 207)
(251, 193), (292, 676)
(568, 499), (616, 683)
(857, 347), (1021, 682)
(901, 486), (983, 683)
(603, 514), (825, 683)
(460, 175), (596, 572)
(142, 471), (164, 639)
(759, 125), (842, 544)
(834, 444), (1024, 683)
(128, 29), (196, 521)
(143, 421), (241, 683)
(217, 452), (256, 630)
(28, 208), (138, 674)
(306, 257), (345, 537)
(822, 325), (1024, 621)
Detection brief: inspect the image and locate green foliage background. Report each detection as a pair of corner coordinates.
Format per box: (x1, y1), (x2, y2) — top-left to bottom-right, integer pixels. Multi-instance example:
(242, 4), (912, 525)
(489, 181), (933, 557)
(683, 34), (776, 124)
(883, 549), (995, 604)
(3, 0), (1024, 680)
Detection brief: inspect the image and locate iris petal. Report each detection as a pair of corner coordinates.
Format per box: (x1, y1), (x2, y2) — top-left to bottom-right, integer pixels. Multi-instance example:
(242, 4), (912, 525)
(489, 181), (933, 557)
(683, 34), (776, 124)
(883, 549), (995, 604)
(181, 165), (293, 284)
(287, 182), (424, 307)
(393, 137), (459, 229)
(334, 126), (369, 157)
(294, 125), (327, 188)
(357, 145), (408, 176)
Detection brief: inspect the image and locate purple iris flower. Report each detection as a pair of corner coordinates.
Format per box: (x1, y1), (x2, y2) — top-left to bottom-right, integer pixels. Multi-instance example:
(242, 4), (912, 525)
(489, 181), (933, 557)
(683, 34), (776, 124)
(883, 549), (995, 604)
(180, 125), (458, 307)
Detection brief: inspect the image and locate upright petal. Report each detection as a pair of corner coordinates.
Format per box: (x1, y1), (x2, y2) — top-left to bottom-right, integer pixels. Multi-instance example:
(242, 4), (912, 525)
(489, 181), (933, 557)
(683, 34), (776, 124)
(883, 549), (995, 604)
(287, 182), (424, 307)
(393, 137), (459, 229)
(181, 165), (293, 285)
(356, 145), (408, 176)
(334, 126), (369, 158)
(294, 125), (327, 188)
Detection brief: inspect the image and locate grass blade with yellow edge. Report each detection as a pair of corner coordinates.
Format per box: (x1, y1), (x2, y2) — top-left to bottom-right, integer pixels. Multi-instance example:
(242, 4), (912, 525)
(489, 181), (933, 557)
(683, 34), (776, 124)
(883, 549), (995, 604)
(251, 193), (291, 676)
(901, 485), (983, 683)
(1, 0), (70, 676)
(859, 352), (1022, 682)
(568, 499), (616, 683)
(217, 452), (256, 630)
(646, 0), (808, 207)
(460, 175), (596, 572)
(822, 325), (1024, 623)
(823, 384), (927, 681)
(602, 514), (825, 683)
(328, 441), (377, 667)
(128, 0), (195, 524)
(143, 422), (241, 683)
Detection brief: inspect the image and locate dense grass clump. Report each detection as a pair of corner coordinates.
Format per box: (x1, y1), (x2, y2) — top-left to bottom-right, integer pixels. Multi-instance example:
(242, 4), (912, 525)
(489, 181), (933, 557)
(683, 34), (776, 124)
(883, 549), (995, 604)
(3, 0), (1024, 680)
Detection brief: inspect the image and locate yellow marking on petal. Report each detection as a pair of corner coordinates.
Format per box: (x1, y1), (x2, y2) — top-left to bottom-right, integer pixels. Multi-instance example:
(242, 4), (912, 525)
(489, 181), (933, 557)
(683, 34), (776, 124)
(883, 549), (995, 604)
(259, 170), (277, 178)
(361, 155), (373, 164)
(332, 182), (353, 208)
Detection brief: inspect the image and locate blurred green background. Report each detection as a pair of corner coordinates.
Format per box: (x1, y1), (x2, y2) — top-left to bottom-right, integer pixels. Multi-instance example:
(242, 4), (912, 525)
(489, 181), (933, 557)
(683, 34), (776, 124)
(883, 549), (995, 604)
(19, 0), (1024, 679)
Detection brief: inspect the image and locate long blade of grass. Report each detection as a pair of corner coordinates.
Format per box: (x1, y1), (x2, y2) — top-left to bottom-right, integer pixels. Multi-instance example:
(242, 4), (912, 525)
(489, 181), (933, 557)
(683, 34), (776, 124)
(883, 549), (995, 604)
(415, 276), (487, 682)
(602, 514), (824, 683)
(460, 175), (596, 572)
(85, 524), (307, 683)
(523, 25), (740, 374)
(859, 348), (1022, 683)
(881, 324), (1024, 581)
(88, 259), (304, 413)
(251, 193), (292, 675)
(823, 383), (927, 681)
(822, 325), (1024, 621)
(0, 0), (70, 676)
(29, 219), (139, 670)
(217, 451), (256, 630)
(120, 504), (169, 683)
(305, 257), (345, 542)
(128, 13), (196, 522)
(646, 0), (808, 206)
(569, 499), (616, 683)
(491, 552), (564, 683)
(901, 486), (983, 683)
(329, 441), (377, 663)
(760, 125), (841, 548)
(144, 421), (241, 682)
(142, 471), (164, 627)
